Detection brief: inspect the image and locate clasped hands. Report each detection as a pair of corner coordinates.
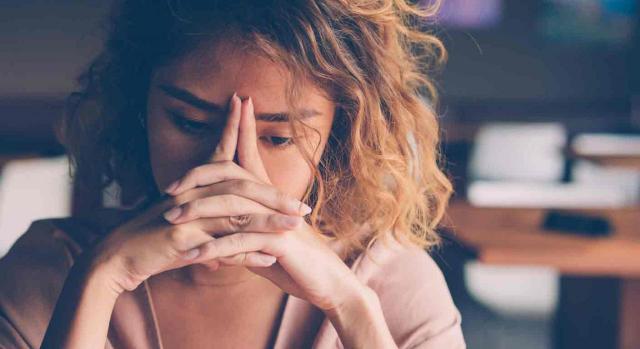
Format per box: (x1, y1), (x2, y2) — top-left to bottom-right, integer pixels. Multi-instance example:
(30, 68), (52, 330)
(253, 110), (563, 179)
(98, 93), (370, 314)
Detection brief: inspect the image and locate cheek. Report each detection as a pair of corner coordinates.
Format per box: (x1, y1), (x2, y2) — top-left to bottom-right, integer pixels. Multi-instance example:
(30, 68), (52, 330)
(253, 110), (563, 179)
(260, 127), (330, 200)
(262, 150), (314, 200)
(260, 131), (330, 200)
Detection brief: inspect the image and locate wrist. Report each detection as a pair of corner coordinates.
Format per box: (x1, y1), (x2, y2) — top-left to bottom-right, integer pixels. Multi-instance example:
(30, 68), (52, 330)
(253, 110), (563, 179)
(42, 248), (122, 348)
(324, 281), (379, 322)
(324, 281), (397, 348)
(81, 263), (122, 306)
(74, 246), (130, 298)
(86, 258), (127, 299)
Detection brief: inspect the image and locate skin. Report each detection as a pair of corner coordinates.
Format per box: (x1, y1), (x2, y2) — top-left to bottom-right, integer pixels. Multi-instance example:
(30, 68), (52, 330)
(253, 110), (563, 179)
(41, 39), (397, 348)
(145, 39), (334, 283)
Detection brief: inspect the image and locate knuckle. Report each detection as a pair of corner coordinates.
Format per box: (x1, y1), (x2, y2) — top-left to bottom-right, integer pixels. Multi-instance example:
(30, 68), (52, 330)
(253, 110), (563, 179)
(266, 214), (279, 229)
(227, 179), (244, 193)
(220, 253), (245, 265)
(234, 179), (253, 193)
(182, 200), (200, 218)
(269, 214), (291, 231)
(275, 190), (291, 205)
(199, 240), (218, 258)
(220, 194), (237, 211)
(279, 229), (296, 243)
(166, 226), (191, 249)
(233, 253), (248, 265)
(229, 233), (246, 251)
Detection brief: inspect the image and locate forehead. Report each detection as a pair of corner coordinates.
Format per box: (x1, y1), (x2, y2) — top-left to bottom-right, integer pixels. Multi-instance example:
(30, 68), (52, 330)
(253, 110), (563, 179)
(151, 38), (333, 113)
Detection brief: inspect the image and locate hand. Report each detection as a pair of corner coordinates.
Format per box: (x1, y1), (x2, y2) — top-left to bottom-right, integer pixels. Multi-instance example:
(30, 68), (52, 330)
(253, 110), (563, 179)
(87, 93), (311, 294)
(165, 96), (368, 312)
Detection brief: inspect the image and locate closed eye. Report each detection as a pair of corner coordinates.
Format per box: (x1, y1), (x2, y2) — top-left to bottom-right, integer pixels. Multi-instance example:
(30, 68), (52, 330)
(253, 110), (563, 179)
(166, 109), (213, 135)
(166, 108), (295, 148)
(260, 136), (294, 148)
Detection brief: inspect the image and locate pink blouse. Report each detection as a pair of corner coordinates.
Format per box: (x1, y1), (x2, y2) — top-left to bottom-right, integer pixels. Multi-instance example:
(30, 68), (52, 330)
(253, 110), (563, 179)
(0, 210), (465, 348)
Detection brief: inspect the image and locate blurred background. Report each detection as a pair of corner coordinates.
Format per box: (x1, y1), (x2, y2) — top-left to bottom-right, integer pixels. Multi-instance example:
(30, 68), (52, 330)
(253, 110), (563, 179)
(0, 1), (639, 348)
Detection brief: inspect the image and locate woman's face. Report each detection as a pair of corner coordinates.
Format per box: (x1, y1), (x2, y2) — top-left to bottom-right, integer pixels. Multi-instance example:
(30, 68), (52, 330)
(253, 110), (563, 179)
(145, 39), (336, 200)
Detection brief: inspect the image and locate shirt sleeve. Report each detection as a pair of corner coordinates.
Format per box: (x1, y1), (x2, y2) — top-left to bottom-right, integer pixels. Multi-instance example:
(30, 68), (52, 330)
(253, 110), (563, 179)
(364, 240), (466, 349)
(0, 219), (75, 349)
(0, 312), (29, 349)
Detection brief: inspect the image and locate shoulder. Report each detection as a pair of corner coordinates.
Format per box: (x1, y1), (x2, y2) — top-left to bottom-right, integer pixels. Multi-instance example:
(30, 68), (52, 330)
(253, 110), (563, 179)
(350, 234), (466, 348)
(0, 214), (100, 273)
(0, 218), (77, 280)
(0, 214), (108, 348)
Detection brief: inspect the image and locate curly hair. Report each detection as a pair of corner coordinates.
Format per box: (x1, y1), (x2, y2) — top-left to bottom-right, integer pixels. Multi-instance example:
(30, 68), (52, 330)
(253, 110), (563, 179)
(56, 0), (453, 257)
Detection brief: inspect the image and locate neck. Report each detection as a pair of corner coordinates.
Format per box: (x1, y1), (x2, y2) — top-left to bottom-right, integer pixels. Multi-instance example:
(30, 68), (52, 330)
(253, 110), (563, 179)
(169, 262), (259, 287)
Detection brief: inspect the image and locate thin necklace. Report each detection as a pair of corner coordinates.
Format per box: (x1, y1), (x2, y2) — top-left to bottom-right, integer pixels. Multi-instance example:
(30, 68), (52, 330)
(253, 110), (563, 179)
(143, 269), (261, 349)
(143, 279), (165, 349)
(143, 274), (288, 349)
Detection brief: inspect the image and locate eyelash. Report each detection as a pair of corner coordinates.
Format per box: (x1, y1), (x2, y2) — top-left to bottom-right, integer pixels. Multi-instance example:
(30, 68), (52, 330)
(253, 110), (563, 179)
(169, 110), (295, 148)
(260, 135), (295, 148)
(169, 111), (210, 135)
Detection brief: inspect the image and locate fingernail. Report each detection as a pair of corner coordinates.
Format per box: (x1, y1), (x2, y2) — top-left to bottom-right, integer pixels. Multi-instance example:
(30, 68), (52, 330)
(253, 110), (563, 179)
(247, 97), (254, 112)
(280, 215), (302, 229)
(301, 203), (312, 216)
(163, 206), (182, 222)
(231, 92), (240, 105)
(256, 254), (276, 266)
(164, 180), (180, 194)
(288, 200), (307, 215)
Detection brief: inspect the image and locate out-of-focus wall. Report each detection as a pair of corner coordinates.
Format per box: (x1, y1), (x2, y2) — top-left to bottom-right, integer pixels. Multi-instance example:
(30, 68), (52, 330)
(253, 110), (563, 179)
(0, 0), (111, 99)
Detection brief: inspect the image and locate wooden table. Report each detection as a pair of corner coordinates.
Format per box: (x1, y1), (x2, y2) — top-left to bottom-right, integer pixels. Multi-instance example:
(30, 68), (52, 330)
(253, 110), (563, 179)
(568, 148), (640, 171)
(443, 201), (640, 349)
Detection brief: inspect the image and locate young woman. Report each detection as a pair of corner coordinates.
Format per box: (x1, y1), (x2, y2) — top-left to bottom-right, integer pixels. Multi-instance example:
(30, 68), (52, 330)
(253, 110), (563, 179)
(0, 0), (464, 348)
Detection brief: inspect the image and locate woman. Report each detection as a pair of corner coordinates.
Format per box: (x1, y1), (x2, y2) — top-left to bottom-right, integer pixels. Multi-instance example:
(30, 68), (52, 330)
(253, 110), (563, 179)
(0, 0), (464, 348)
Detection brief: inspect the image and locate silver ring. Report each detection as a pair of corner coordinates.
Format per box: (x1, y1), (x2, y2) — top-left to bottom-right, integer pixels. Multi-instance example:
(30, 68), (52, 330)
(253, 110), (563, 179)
(229, 214), (251, 229)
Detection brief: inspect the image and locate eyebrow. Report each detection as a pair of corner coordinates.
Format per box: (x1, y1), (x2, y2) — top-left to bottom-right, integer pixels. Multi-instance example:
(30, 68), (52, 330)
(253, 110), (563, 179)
(157, 84), (321, 122)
